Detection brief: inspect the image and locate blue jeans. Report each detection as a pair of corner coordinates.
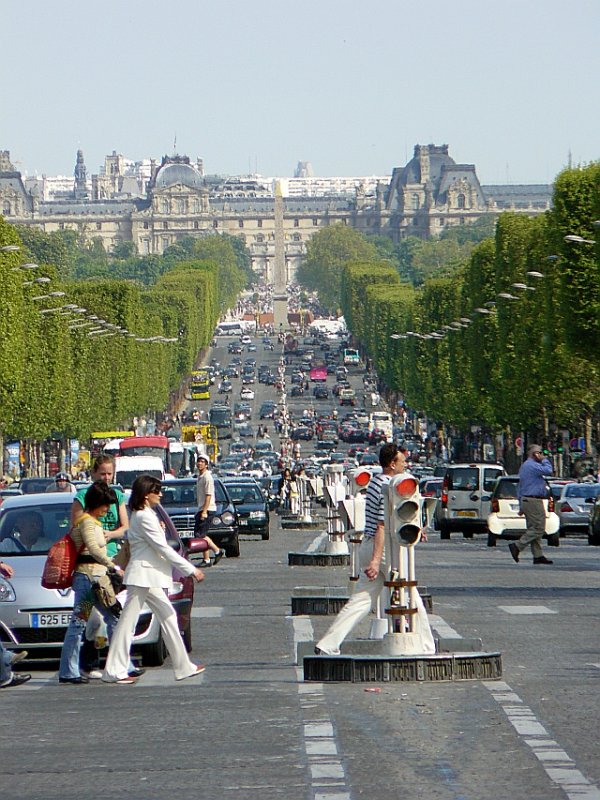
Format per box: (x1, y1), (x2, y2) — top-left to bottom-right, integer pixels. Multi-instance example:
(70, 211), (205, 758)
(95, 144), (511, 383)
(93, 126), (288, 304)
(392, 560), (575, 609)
(59, 572), (120, 680)
(0, 640), (11, 684)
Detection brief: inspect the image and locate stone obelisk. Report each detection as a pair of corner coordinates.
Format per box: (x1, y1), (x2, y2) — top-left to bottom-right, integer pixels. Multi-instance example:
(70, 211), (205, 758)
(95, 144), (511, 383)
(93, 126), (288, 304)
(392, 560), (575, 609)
(273, 181), (288, 332)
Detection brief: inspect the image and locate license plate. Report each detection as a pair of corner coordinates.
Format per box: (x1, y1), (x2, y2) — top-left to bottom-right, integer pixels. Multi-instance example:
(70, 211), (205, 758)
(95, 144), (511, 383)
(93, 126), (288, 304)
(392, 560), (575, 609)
(179, 532), (193, 539)
(30, 612), (71, 628)
(239, 519), (248, 526)
(456, 510), (477, 518)
(509, 503), (519, 512)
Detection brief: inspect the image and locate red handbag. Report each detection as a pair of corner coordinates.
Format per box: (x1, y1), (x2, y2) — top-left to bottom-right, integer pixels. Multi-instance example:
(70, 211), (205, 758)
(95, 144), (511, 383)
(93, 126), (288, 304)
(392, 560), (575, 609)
(41, 533), (81, 590)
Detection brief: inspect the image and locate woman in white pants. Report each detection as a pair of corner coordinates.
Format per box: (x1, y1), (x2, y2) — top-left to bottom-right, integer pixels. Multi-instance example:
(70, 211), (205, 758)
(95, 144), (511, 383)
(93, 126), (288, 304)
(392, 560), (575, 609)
(102, 475), (205, 684)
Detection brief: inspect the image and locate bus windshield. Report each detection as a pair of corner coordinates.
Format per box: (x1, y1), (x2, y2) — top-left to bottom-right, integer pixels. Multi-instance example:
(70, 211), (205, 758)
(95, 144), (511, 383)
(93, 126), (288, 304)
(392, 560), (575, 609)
(119, 436), (170, 470)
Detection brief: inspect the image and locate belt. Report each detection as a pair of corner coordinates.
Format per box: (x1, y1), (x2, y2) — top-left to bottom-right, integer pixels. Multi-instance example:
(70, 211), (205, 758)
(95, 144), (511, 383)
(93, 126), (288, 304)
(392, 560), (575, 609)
(522, 495), (546, 499)
(77, 555), (100, 564)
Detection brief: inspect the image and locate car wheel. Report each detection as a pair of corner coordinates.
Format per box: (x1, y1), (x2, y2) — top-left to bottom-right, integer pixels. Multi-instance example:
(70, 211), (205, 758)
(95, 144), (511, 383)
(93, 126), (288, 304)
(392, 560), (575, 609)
(463, 530), (474, 539)
(588, 530), (600, 546)
(547, 533), (560, 547)
(440, 522), (450, 540)
(182, 620), (192, 653)
(487, 531), (497, 547)
(225, 537), (240, 557)
(141, 633), (167, 667)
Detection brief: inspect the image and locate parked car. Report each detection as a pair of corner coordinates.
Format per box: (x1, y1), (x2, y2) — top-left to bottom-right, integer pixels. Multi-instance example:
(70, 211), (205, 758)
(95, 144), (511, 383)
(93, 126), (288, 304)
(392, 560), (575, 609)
(222, 477), (270, 540)
(0, 493), (194, 665)
(556, 482), (600, 534)
(161, 477), (240, 557)
(437, 462), (506, 539)
(486, 475), (560, 547)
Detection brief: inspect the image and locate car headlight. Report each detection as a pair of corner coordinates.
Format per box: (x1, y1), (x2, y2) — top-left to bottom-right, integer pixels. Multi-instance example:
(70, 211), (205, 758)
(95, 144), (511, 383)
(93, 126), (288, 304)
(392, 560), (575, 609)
(220, 512), (235, 526)
(0, 577), (16, 602)
(250, 511), (266, 520)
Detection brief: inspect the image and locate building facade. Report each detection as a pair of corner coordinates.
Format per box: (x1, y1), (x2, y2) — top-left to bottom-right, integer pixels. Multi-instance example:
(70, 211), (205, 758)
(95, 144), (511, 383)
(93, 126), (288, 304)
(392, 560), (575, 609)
(0, 145), (553, 281)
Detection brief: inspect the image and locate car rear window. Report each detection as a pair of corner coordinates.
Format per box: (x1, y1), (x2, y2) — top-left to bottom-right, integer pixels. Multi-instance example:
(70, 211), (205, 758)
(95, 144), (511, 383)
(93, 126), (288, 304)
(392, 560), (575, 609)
(484, 469), (504, 492)
(494, 480), (518, 499)
(565, 484), (600, 499)
(447, 468), (479, 491)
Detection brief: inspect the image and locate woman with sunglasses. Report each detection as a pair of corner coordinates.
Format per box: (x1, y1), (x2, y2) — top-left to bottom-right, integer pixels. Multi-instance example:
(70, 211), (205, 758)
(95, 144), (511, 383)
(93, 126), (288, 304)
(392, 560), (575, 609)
(102, 475), (205, 684)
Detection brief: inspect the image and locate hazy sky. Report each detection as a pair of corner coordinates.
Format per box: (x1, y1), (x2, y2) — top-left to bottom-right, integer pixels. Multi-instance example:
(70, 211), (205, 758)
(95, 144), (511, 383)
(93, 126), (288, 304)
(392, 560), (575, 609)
(2, 0), (598, 184)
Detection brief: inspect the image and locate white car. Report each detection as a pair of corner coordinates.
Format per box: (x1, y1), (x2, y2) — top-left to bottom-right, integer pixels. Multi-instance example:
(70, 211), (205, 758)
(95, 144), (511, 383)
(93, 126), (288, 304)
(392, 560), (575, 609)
(486, 475), (559, 547)
(240, 387), (255, 400)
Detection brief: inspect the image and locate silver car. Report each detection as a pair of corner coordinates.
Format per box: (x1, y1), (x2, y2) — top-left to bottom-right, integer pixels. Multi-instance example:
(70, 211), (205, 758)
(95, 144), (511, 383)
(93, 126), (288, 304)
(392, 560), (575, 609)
(0, 493), (193, 664)
(556, 482), (600, 533)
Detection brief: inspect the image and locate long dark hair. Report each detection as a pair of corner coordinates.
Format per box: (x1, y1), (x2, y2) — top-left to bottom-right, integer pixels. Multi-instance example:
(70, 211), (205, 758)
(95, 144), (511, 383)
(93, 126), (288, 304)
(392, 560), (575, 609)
(129, 474), (162, 511)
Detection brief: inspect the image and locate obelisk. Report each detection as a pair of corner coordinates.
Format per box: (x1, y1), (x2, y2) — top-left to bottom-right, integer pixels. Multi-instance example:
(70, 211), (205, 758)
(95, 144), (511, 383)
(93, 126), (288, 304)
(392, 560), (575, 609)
(273, 181), (288, 332)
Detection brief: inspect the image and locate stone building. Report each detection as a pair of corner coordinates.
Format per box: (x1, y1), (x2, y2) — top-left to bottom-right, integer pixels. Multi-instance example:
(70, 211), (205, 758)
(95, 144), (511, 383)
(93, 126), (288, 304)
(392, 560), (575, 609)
(0, 145), (553, 281)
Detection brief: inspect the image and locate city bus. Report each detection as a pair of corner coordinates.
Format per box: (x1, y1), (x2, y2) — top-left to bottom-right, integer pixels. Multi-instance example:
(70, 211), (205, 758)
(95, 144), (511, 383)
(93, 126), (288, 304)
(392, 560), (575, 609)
(215, 321), (243, 337)
(118, 435), (171, 472)
(190, 368), (210, 400)
(209, 404), (233, 440)
(343, 347), (360, 367)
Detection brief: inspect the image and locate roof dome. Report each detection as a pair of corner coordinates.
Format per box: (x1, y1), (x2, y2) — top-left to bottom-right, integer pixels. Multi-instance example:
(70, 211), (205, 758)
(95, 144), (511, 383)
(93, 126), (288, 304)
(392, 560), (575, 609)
(154, 161), (203, 190)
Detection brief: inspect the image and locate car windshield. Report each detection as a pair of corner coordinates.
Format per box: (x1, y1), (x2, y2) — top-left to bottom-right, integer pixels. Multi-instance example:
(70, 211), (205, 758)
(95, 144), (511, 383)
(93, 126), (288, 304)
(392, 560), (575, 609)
(565, 484), (600, 499)
(226, 484), (263, 503)
(161, 484), (198, 506)
(0, 502), (72, 555)
(117, 469), (164, 489)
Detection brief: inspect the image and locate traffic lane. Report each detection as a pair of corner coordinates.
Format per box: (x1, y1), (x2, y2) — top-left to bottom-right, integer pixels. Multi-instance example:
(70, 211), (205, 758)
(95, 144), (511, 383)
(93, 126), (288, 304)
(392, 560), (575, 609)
(414, 534), (600, 789)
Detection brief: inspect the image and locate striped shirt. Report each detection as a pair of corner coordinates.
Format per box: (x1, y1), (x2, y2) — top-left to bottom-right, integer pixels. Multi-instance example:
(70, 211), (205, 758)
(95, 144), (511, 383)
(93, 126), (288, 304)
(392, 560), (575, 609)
(364, 472), (392, 537)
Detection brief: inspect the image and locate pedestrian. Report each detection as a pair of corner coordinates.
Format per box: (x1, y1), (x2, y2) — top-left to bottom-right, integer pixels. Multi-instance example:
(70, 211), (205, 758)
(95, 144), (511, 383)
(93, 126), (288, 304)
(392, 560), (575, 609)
(45, 472), (77, 493)
(195, 455), (224, 566)
(509, 444), (554, 565)
(0, 560), (30, 688)
(59, 481), (127, 684)
(102, 475), (205, 683)
(315, 444), (418, 655)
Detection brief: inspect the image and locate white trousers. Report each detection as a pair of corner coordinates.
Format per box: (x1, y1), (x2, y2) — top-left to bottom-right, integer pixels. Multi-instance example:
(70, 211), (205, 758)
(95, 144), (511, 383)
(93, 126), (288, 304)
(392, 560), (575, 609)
(103, 585), (197, 681)
(316, 537), (435, 655)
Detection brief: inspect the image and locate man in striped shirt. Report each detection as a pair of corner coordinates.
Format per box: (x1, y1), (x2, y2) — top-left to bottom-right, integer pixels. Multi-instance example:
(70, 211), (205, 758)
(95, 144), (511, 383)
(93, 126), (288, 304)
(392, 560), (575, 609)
(315, 443), (404, 655)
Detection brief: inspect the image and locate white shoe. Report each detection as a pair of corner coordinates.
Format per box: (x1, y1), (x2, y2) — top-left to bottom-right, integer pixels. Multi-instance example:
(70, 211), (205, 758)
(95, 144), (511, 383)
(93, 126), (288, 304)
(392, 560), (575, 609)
(81, 669), (103, 680)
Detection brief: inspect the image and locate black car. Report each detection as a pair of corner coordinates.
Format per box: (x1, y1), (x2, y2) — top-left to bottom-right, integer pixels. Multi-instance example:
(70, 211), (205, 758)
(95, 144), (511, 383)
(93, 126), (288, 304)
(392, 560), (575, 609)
(160, 478), (240, 557)
(222, 477), (270, 540)
(313, 385), (329, 400)
(290, 385), (305, 397)
(291, 426), (313, 441)
(260, 402), (278, 419)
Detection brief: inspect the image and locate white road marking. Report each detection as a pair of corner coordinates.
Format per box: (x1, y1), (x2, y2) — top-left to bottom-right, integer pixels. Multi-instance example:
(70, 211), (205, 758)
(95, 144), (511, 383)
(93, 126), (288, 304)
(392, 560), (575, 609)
(498, 605), (557, 615)
(191, 606), (224, 617)
(290, 616), (352, 800)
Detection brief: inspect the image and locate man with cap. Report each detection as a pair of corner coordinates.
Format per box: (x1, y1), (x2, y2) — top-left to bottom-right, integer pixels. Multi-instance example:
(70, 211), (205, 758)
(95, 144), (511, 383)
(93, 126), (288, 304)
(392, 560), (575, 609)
(195, 453), (224, 566)
(510, 444), (554, 565)
(45, 472), (77, 494)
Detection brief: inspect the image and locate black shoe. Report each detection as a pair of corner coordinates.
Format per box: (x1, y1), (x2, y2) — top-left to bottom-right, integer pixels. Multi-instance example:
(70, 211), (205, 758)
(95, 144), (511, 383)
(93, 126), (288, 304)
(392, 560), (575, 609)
(314, 646), (324, 655)
(59, 676), (90, 684)
(128, 668), (146, 678)
(509, 543), (520, 563)
(1, 673), (31, 688)
(212, 549), (225, 566)
(533, 556), (553, 565)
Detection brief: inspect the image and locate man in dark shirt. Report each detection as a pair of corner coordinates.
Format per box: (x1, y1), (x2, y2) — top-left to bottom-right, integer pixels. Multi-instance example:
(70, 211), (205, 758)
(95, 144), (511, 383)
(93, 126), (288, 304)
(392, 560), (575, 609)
(510, 444), (554, 565)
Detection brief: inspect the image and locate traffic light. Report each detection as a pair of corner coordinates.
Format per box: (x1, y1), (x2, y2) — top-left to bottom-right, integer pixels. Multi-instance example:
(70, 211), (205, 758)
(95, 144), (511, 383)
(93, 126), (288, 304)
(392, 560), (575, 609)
(388, 474), (422, 545)
(348, 466), (373, 496)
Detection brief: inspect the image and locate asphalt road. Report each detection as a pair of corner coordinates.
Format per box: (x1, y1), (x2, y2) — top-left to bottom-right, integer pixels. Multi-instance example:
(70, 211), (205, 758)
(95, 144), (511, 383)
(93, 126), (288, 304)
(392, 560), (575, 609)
(4, 338), (600, 800)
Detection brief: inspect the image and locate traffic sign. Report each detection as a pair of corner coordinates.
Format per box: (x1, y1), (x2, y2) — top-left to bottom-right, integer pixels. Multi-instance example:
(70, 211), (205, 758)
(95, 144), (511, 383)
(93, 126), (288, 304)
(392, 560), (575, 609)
(515, 436), (522, 449)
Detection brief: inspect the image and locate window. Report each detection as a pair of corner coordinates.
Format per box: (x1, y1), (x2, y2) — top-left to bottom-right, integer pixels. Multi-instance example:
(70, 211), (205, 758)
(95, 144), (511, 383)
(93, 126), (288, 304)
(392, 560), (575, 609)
(213, 220), (218, 228)
(238, 219), (244, 228)
(448, 468), (479, 491)
(58, 222), (65, 230)
(411, 193), (420, 210)
(257, 219), (262, 228)
(313, 218), (318, 226)
(293, 233), (301, 242)
(161, 236), (170, 249)
(457, 193), (466, 209)
(96, 222), (102, 230)
(194, 221), (199, 229)
(163, 221), (168, 230)
(256, 234), (264, 243)
(294, 218), (299, 227)
(3, 201), (11, 215)
(484, 469), (503, 493)
(142, 239), (150, 255)
(143, 221), (149, 229)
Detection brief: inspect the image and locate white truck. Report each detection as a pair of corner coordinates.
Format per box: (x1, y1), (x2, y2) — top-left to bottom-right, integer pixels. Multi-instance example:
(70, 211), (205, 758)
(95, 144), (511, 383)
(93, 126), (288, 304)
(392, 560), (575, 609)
(368, 411), (393, 443)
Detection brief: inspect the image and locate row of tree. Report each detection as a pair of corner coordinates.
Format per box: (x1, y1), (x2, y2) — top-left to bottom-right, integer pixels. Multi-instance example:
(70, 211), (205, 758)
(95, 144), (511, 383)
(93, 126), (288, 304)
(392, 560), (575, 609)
(307, 163), (600, 445)
(0, 218), (250, 442)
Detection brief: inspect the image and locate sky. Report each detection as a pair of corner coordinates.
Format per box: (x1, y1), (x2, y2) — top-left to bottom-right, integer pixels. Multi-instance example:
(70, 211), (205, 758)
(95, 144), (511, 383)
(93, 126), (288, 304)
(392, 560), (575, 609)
(1, 0), (599, 185)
